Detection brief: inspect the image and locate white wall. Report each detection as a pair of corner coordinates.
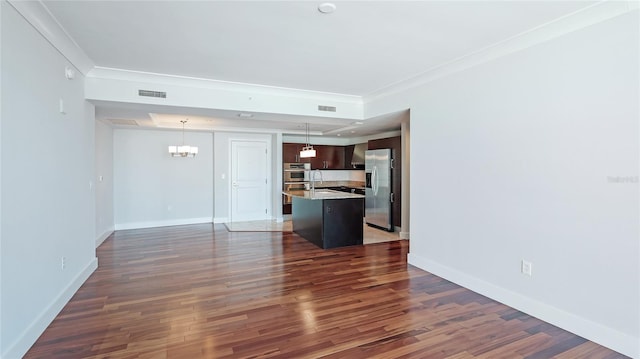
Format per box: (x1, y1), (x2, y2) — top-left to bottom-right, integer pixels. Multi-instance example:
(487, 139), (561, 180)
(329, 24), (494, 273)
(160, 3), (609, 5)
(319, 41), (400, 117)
(0, 2), (97, 357)
(2, 1), (636, 357)
(366, 10), (639, 358)
(113, 128), (213, 229)
(0, 2), (4, 353)
(95, 120), (114, 246)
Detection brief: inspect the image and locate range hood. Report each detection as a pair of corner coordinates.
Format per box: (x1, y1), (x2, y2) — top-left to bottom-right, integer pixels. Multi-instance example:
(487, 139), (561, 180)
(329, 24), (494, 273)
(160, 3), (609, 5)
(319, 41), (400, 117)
(350, 143), (367, 169)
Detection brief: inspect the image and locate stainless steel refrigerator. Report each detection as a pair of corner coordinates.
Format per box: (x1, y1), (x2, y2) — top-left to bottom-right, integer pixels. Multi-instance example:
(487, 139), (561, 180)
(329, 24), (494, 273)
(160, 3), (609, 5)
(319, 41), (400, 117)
(365, 149), (393, 231)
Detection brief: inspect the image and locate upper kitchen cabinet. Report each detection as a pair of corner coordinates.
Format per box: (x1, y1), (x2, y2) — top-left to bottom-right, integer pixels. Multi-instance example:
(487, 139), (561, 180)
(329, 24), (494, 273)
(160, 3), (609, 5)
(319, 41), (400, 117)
(283, 143), (303, 163)
(310, 145), (345, 169)
(282, 143), (347, 169)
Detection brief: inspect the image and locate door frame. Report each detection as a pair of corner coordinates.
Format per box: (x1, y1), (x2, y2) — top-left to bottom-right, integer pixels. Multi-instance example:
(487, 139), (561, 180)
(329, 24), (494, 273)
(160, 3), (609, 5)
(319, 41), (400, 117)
(228, 138), (272, 222)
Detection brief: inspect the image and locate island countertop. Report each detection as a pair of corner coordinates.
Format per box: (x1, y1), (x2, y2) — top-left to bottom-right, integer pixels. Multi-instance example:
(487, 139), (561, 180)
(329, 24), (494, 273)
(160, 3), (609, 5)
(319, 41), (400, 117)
(283, 189), (364, 200)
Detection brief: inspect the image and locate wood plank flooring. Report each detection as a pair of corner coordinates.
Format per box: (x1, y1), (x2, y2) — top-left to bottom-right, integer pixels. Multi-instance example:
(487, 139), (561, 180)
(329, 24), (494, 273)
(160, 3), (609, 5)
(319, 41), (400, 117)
(25, 224), (627, 358)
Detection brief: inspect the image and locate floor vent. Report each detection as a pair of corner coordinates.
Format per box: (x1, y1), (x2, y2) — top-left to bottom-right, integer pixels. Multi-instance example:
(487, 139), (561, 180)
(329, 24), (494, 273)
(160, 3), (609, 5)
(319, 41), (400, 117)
(138, 89), (166, 98)
(318, 105), (336, 112)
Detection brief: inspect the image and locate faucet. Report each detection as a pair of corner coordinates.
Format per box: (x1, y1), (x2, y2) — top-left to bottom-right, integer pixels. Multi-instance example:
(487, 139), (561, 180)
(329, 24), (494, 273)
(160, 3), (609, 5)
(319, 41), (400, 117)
(310, 169), (323, 193)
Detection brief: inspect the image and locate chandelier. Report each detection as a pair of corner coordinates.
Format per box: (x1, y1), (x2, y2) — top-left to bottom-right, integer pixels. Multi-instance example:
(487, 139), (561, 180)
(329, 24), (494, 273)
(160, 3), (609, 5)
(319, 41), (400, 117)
(168, 120), (198, 157)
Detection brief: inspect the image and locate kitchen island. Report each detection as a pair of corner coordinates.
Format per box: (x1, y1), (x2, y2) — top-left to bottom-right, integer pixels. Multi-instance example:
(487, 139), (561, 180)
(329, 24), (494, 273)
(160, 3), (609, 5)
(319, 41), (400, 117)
(284, 189), (364, 249)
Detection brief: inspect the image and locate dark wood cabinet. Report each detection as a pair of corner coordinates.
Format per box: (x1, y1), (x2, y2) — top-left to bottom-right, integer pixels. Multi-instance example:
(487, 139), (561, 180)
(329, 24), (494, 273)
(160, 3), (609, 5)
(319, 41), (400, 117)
(283, 143), (345, 169)
(310, 145), (345, 169)
(283, 143), (303, 163)
(328, 146), (346, 169)
(368, 136), (402, 228)
(308, 145), (324, 169)
(292, 196), (363, 249)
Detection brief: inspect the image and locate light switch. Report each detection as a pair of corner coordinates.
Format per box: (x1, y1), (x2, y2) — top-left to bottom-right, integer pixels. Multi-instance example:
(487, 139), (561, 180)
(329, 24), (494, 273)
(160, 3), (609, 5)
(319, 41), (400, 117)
(59, 98), (66, 114)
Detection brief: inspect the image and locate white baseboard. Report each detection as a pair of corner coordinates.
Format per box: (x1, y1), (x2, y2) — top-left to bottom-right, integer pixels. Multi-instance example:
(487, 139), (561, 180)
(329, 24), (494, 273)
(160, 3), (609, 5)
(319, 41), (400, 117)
(408, 253), (639, 359)
(216, 216), (283, 223)
(2, 258), (98, 359)
(95, 227), (114, 247)
(115, 217), (213, 230)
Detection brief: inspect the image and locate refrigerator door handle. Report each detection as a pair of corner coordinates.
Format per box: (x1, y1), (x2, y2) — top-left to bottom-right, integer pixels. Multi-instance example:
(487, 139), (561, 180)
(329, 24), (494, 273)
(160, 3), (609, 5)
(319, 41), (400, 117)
(373, 166), (378, 195)
(371, 166), (376, 195)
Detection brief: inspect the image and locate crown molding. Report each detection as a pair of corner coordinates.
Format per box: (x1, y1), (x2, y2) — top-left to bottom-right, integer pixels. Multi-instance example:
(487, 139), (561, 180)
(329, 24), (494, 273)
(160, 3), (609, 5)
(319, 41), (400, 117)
(363, 0), (637, 104)
(11, 0), (635, 112)
(8, 0), (94, 75)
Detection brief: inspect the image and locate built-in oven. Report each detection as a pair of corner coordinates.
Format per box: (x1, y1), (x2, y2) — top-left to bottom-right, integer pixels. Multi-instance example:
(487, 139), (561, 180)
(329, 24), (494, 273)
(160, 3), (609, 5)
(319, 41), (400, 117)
(284, 163), (310, 182)
(285, 171), (307, 182)
(283, 163), (310, 206)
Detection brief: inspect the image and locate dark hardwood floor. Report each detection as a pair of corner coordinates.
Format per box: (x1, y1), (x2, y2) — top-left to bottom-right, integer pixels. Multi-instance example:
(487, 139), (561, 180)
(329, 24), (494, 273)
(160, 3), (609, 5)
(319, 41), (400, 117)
(25, 224), (627, 358)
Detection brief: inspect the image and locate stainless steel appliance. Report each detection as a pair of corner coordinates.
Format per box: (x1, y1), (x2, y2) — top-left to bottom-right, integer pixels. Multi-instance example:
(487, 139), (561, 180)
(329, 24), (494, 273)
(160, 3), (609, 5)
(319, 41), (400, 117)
(283, 163), (310, 206)
(365, 149), (393, 231)
(350, 143), (367, 169)
(284, 163), (310, 182)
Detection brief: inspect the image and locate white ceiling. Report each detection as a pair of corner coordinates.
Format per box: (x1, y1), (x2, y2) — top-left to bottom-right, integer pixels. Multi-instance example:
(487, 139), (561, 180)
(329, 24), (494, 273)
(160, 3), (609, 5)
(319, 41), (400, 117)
(43, 0), (596, 138)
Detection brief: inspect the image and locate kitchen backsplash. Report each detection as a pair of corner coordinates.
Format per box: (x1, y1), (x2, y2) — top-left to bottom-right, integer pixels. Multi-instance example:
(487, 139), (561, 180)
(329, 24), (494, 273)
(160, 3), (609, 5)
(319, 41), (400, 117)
(317, 170), (365, 182)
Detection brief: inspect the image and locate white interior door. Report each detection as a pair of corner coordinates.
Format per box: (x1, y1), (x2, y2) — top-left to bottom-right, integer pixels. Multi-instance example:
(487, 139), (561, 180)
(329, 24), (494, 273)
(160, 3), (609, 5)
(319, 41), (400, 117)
(230, 140), (270, 222)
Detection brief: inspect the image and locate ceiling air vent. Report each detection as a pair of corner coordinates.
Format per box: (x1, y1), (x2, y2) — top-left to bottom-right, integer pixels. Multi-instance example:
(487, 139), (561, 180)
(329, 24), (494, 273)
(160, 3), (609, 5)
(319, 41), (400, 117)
(138, 89), (166, 98)
(318, 105), (336, 112)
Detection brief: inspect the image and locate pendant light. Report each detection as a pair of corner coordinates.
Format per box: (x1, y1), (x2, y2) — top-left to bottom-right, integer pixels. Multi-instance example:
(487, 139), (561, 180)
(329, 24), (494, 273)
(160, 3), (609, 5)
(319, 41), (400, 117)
(299, 123), (316, 158)
(168, 120), (199, 157)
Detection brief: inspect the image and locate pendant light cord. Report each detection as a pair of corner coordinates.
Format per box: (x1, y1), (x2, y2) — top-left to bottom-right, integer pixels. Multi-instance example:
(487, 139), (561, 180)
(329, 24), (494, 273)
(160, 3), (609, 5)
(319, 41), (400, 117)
(181, 120), (187, 145)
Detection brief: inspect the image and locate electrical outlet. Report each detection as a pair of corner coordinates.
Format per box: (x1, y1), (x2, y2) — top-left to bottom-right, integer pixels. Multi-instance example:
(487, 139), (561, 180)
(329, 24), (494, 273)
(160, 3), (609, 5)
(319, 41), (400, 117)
(61, 257), (66, 270)
(521, 259), (532, 276)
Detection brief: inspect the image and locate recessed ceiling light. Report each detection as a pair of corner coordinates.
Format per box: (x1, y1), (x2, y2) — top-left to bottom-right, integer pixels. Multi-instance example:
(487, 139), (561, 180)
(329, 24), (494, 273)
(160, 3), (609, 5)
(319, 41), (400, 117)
(318, 2), (336, 14)
(352, 121), (364, 125)
(237, 113), (253, 118)
(337, 134), (341, 137)
(350, 130), (356, 134)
